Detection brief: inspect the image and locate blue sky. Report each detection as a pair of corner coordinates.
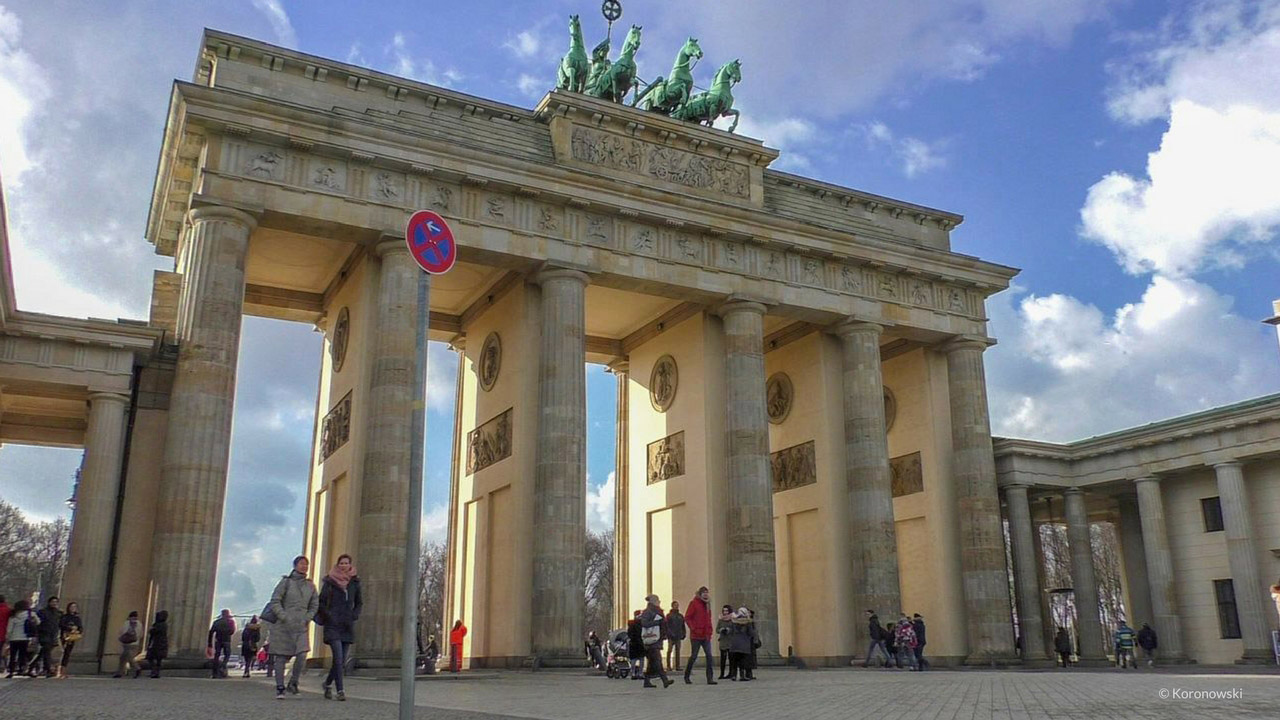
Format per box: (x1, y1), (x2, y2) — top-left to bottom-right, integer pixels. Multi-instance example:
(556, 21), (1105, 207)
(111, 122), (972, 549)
(2, 0), (1279, 614)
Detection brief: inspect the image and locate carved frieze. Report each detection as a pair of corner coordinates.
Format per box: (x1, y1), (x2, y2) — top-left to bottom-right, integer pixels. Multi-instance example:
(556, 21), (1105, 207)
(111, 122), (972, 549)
(890, 451), (923, 497)
(646, 431), (685, 485)
(569, 126), (749, 199)
(649, 354), (678, 412)
(766, 372), (793, 425)
(771, 440), (816, 493)
(466, 408), (512, 475)
(318, 391), (352, 462)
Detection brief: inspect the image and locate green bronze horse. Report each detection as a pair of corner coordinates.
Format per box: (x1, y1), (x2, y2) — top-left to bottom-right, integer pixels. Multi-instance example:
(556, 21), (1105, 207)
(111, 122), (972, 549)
(633, 36), (702, 114)
(673, 58), (742, 133)
(586, 24), (642, 103)
(556, 14), (588, 93)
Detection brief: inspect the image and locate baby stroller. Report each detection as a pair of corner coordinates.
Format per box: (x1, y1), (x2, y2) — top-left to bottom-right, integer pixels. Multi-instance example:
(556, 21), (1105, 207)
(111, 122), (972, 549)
(604, 628), (632, 679)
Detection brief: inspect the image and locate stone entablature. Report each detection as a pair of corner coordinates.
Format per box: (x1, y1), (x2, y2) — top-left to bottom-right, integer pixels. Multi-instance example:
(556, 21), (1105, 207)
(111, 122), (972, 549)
(993, 393), (1280, 487)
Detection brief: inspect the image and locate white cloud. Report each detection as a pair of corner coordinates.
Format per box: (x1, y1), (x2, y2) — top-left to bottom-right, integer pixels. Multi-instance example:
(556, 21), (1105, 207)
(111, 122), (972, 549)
(421, 502), (448, 544)
(504, 30), (541, 59)
(426, 342), (459, 414)
(251, 0), (297, 49)
(862, 122), (947, 178)
(386, 33), (463, 88)
(516, 73), (543, 98)
(724, 115), (817, 171)
(0, 6), (50, 187)
(586, 471), (614, 532)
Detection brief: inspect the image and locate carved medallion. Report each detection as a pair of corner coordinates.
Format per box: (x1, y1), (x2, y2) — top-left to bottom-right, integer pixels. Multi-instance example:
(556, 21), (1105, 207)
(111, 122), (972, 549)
(466, 408), (512, 474)
(890, 452), (923, 497)
(649, 354), (678, 412)
(478, 332), (502, 392)
(766, 372), (793, 425)
(646, 431), (685, 485)
(771, 440), (816, 493)
(884, 386), (897, 433)
(318, 391), (352, 462)
(330, 306), (350, 373)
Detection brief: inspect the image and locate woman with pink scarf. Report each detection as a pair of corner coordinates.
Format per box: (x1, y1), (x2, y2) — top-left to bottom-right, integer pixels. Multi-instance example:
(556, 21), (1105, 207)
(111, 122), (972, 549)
(317, 554), (362, 700)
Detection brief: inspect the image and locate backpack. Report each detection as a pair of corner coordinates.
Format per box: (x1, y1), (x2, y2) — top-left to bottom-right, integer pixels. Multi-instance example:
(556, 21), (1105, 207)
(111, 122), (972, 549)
(23, 612), (38, 637)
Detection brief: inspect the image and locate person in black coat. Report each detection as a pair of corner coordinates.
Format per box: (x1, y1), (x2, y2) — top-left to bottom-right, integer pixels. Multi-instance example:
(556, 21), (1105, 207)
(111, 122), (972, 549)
(627, 610), (645, 679)
(1054, 627), (1073, 668)
(317, 554), (362, 700)
(911, 614), (929, 670)
(143, 611), (169, 678)
(36, 597), (63, 678)
(1137, 623), (1158, 667)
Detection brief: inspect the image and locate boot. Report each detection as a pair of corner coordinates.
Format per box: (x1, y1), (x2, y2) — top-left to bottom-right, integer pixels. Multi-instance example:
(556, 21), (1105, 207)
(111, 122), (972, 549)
(662, 677), (674, 688)
(643, 679), (657, 688)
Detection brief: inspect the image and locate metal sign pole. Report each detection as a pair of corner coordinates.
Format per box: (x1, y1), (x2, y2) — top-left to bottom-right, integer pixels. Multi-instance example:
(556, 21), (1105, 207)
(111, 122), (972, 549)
(399, 269), (429, 720)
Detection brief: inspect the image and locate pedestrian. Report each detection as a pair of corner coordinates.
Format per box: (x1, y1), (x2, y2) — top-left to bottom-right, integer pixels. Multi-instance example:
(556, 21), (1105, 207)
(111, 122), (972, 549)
(715, 604), (734, 679)
(664, 599), (686, 672)
(1054, 627), (1073, 668)
(424, 635), (440, 674)
(1137, 622), (1158, 667)
(893, 614), (918, 670)
(639, 594), (673, 688)
(746, 608), (759, 680)
(317, 553), (362, 701)
(911, 614), (929, 670)
(727, 607), (756, 681)
(36, 596), (62, 678)
(682, 586), (717, 685)
(883, 621), (897, 668)
(627, 610), (645, 679)
(58, 601), (83, 678)
(240, 615), (262, 677)
(449, 619), (467, 673)
(586, 631), (605, 670)
(862, 609), (889, 667)
(206, 608), (236, 678)
(5, 599), (36, 678)
(142, 610), (169, 678)
(0, 594), (9, 675)
(114, 611), (142, 678)
(266, 555), (319, 699)
(1114, 621), (1136, 669)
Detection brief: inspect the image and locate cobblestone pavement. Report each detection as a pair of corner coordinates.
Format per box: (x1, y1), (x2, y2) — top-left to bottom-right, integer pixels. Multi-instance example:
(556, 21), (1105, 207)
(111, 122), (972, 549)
(2, 666), (1278, 719)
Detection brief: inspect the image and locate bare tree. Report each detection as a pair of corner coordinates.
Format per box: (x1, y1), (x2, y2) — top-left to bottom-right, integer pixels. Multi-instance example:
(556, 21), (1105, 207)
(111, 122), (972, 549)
(0, 500), (70, 605)
(584, 530), (613, 635)
(1035, 520), (1126, 657)
(418, 541), (447, 648)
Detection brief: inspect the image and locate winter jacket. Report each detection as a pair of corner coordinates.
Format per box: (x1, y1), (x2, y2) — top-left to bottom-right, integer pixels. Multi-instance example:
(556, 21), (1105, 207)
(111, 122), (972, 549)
(893, 621), (917, 650)
(912, 618), (927, 647)
(59, 612), (84, 643)
(627, 618), (645, 659)
(208, 615), (236, 646)
(867, 614), (883, 641)
(265, 570), (318, 657)
(146, 611), (169, 660)
(715, 616), (734, 649)
(317, 576), (363, 644)
(1053, 631), (1072, 655)
(37, 606), (62, 644)
(728, 616), (756, 654)
(0, 602), (10, 645)
(240, 622), (261, 654)
(685, 596), (713, 641)
(665, 609), (687, 641)
(1137, 625), (1157, 651)
(6, 609), (36, 642)
(1114, 625), (1136, 649)
(449, 623), (467, 646)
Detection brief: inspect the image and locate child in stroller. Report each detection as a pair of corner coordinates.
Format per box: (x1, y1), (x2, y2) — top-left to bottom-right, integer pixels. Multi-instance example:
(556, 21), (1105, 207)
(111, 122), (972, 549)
(604, 629), (633, 679)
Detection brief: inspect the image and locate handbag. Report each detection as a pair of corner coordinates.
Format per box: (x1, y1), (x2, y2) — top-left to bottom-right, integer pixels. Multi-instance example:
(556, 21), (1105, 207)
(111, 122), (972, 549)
(261, 577), (289, 623)
(64, 629), (84, 643)
(641, 625), (661, 646)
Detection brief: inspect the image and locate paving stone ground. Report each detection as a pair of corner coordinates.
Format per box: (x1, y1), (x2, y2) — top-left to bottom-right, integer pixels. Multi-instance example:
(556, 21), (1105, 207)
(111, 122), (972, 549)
(2, 665), (1278, 720)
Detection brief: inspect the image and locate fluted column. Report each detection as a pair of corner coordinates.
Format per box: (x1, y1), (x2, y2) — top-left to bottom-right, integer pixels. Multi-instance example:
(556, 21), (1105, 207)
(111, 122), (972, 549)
(833, 321), (899, 638)
(719, 299), (779, 655)
(1004, 484), (1048, 661)
(62, 391), (130, 666)
(441, 337), (465, 642)
(1064, 488), (1106, 663)
(609, 360), (630, 629)
(943, 337), (1016, 662)
(531, 267), (588, 663)
(1214, 461), (1272, 661)
(356, 239), (426, 664)
(1133, 476), (1187, 661)
(151, 206), (254, 658)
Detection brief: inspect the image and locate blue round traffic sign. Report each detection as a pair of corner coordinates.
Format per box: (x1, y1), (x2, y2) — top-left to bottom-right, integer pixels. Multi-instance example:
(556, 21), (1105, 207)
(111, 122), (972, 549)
(405, 210), (457, 274)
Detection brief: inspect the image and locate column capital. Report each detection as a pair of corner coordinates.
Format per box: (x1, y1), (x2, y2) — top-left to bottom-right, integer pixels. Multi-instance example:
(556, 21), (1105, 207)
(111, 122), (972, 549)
(830, 319), (885, 338)
(447, 334), (466, 353)
(716, 297), (768, 318)
(88, 391), (130, 407)
(1003, 482), (1033, 494)
(533, 265), (591, 287)
(1212, 460), (1243, 471)
(187, 205), (258, 232)
(1063, 486), (1086, 498)
(1133, 475), (1161, 486)
(374, 238), (410, 258)
(941, 334), (996, 355)
(606, 359), (630, 375)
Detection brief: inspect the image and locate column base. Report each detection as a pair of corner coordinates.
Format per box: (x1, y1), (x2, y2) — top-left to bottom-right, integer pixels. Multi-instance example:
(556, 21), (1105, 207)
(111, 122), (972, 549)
(963, 652), (1022, 668)
(1018, 657), (1058, 669)
(354, 653), (404, 669)
(1072, 655), (1113, 668)
(1153, 654), (1196, 666)
(530, 650), (590, 669)
(1235, 649), (1275, 665)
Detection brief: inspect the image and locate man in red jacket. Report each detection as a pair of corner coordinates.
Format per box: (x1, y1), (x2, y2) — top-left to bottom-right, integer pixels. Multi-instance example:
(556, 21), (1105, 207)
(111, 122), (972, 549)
(682, 586), (717, 685)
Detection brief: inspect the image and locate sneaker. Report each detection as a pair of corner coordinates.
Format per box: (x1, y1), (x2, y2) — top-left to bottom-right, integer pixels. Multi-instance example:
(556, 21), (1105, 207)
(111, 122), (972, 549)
(287, 682), (299, 696)
(275, 689), (285, 700)
(336, 691), (346, 701)
(684, 676), (692, 684)
(707, 680), (718, 685)
(324, 685), (332, 700)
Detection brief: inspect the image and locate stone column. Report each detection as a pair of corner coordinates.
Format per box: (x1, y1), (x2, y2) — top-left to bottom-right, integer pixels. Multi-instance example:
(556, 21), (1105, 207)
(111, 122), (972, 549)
(441, 337), (465, 641)
(356, 239), (425, 664)
(1133, 476), (1187, 662)
(1031, 514), (1055, 652)
(1064, 488), (1106, 663)
(1115, 494), (1153, 632)
(833, 321), (899, 638)
(150, 206), (255, 658)
(1214, 461), (1273, 661)
(943, 337), (1016, 663)
(62, 391), (130, 666)
(609, 360), (630, 629)
(719, 300), (780, 655)
(1004, 484), (1047, 662)
(531, 267), (588, 663)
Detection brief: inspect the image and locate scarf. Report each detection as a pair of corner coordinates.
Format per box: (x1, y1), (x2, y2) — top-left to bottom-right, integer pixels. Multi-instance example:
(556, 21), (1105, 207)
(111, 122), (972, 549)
(327, 562), (356, 589)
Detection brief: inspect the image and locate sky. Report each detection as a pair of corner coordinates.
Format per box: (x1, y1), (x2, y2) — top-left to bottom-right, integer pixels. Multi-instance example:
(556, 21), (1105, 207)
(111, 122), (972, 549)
(1, 0), (1279, 615)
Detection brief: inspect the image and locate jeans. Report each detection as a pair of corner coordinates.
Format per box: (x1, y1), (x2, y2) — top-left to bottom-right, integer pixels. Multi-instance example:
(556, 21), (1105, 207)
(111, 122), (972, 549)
(38, 642), (56, 676)
(728, 651), (749, 679)
(325, 641), (351, 692)
(60, 641), (76, 668)
(896, 647), (917, 669)
(146, 651), (163, 678)
(117, 643), (138, 677)
(272, 652), (306, 690)
(914, 645), (928, 670)
(864, 640), (889, 667)
(1117, 648), (1135, 668)
(665, 637), (682, 670)
(719, 648), (729, 677)
(7, 641), (30, 676)
(684, 639), (714, 681)
(643, 644), (667, 681)
(211, 641), (231, 677)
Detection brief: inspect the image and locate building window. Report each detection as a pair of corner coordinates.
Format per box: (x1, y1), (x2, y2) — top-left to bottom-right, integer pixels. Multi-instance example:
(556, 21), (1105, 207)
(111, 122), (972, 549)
(1201, 496), (1224, 532)
(1213, 579), (1241, 639)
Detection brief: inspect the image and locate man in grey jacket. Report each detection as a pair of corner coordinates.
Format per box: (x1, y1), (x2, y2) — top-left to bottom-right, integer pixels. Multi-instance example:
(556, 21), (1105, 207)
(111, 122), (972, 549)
(266, 556), (318, 699)
(664, 600), (686, 672)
